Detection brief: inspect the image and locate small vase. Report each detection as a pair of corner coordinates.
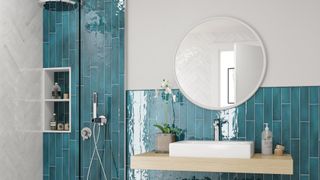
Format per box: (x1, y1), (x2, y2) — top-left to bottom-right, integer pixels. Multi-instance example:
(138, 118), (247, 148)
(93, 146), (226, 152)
(155, 133), (176, 153)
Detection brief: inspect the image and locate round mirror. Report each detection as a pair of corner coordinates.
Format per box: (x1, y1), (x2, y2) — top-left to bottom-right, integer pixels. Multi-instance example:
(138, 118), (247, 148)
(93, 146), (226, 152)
(175, 17), (267, 110)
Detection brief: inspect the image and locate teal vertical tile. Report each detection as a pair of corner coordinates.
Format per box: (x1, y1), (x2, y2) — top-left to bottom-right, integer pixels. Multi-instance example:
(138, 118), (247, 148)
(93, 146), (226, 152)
(246, 97), (254, 120)
(255, 88), (264, 103)
(255, 104), (263, 152)
(111, 0), (119, 38)
(300, 122), (309, 174)
(44, 42), (49, 68)
(195, 119), (203, 140)
(112, 132), (119, 178)
(273, 121), (281, 146)
(281, 87), (291, 103)
(300, 87), (309, 122)
(282, 104), (291, 153)
(49, 135), (56, 166)
(273, 174), (281, 180)
(310, 87), (318, 104)
(48, 5), (56, 33)
(300, 175), (309, 180)
(195, 106), (204, 119)
(43, 9), (49, 42)
(187, 101), (195, 139)
(62, 13), (69, 59)
(310, 105), (319, 157)
(56, 157), (63, 180)
(203, 110), (212, 140)
(55, 134), (63, 158)
(264, 88), (272, 128)
(246, 121), (254, 141)
(111, 85), (120, 131)
(70, 140), (76, 180)
(111, 37), (120, 84)
(180, 99), (187, 132)
(255, 174), (263, 180)
(49, 166), (56, 180)
(63, 149), (69, 179)
(56, 23), (63, 67)
(291, 140), (299, 180)
(310, 158), (318, 180)
(273, 88), (281, 120)
(119, 28), (125, 75)
(291, 88), (300, 138)
(43, 134), (49, 176)
(237, 104), (245, 138)
(49, 33), (56, 67)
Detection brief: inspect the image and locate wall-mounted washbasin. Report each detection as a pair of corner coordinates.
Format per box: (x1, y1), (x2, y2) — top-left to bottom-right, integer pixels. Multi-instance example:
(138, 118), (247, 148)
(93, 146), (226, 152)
(169, 140), (254, 159)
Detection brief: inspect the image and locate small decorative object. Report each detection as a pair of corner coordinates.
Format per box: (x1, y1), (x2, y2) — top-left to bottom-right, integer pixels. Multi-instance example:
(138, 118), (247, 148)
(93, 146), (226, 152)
(154, 123), (182, 152)
(57, 123), (64, 131)
(153, 79), (182, 153)
(50, 113), (57, 130)
(274, 144), (285, 156)
(63, 93), (69, 99)
(64, 122), (69, 131)
(52, 82), (62, 99)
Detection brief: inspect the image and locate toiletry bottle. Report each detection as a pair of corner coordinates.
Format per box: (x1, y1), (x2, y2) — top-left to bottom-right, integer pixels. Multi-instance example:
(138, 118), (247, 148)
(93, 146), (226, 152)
(262, 123), (273, 155)
(50, 113), (57, 130)
(52, 82), (62, 99)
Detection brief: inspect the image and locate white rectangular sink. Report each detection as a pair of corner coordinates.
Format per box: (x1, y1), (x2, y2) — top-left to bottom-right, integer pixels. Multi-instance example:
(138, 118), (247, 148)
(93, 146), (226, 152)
(169, 140), (254, 159)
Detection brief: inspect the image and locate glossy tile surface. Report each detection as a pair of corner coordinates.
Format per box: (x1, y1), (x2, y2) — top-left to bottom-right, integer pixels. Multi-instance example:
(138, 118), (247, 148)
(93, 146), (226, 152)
(126, 88), (320, 180)
(43, 0), (125, 179)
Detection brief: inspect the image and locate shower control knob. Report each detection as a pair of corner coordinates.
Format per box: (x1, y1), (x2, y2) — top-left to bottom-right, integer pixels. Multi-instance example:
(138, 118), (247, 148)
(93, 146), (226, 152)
(99, 115), (107, 126)
(81, 127), (92, 141)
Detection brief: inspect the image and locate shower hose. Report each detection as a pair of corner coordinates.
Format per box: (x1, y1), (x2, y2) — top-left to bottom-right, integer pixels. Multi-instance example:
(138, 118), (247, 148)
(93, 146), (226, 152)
(86, 123), (108, 180)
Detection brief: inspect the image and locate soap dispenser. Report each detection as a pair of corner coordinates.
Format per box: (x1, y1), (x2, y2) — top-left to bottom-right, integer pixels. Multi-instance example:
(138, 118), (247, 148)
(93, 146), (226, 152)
(262, 123), (273, 155)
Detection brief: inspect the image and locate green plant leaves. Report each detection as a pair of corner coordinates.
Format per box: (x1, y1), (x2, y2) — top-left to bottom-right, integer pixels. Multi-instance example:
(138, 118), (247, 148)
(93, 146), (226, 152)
(153, 123), (182, 136)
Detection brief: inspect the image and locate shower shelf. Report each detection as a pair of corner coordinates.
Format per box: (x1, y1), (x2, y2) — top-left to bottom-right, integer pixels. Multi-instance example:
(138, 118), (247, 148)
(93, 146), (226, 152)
(43, 67), (71, 133)
(45, 99), (70, 102)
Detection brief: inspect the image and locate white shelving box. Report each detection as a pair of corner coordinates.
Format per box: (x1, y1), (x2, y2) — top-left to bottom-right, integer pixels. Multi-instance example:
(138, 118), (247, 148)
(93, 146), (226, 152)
(43, 67), (71, 133)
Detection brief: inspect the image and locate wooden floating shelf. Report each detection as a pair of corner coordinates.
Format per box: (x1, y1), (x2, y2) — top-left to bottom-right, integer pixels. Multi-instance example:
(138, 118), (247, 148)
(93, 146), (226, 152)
(131, 152), (293, 175)
(43, 130), (71, 133)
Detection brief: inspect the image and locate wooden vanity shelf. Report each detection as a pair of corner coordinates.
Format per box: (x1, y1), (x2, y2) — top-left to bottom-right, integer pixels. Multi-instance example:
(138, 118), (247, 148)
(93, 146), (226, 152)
(131, 152), (293, 175)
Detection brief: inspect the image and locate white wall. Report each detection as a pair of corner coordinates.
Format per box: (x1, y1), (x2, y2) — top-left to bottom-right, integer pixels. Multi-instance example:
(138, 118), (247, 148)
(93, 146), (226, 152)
(0, 0), (43, 179)
(127, 0), (320, 90)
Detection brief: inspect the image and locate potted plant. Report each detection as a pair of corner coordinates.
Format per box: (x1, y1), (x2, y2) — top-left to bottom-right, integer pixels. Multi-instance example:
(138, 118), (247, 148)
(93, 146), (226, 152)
(154, 79), (182, 153)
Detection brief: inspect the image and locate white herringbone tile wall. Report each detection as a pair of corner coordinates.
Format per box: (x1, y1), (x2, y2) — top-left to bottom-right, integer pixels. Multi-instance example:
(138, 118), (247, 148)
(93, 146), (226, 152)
(0, 0), (42, 179)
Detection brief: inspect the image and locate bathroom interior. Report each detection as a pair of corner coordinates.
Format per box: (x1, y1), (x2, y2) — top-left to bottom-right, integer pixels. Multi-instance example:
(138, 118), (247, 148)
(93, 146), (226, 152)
(0, 0), (319, 180)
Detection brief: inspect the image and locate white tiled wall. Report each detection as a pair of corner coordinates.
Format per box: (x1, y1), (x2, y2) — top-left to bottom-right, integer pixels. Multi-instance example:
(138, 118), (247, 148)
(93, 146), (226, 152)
(0, 0), (42, 179)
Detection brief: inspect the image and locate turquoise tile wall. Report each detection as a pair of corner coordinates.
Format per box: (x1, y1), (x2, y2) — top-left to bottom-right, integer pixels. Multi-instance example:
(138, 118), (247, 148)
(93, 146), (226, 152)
(126, 88), (320, 180)
(43, 2), (80, 180)
(80, 0), (125, 179)
(43, 0), (125, 180)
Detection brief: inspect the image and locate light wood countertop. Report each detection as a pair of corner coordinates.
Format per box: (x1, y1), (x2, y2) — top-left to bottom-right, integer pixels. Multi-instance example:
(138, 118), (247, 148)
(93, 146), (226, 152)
(131, 152), (293, 175)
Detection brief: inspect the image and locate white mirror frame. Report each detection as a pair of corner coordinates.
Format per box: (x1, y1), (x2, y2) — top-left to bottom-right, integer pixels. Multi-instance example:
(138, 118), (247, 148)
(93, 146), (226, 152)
(174, 17), (267, 110)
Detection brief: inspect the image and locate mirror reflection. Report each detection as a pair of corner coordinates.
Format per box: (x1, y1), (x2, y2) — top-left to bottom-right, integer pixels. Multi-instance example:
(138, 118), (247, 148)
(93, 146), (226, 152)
(175, 17), (266, 110)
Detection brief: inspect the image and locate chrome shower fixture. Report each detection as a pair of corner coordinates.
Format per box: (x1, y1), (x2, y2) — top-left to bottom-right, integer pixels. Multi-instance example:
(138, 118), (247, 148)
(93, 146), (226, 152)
(92, 92), (107, 126)
(39, 0), (76, 5)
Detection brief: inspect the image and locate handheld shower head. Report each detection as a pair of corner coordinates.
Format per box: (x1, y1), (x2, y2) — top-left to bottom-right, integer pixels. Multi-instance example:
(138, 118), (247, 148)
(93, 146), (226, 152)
(93, 92), (98, 119)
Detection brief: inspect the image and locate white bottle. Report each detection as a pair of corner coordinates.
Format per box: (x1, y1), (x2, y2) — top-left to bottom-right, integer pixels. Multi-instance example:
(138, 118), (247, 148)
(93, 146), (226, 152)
(262, 123), (273, 155)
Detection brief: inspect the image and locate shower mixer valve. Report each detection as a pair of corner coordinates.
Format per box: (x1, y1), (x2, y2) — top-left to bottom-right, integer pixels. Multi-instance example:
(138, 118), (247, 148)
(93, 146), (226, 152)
(92, 92), (107, 126)
(92, 115), (107, 126)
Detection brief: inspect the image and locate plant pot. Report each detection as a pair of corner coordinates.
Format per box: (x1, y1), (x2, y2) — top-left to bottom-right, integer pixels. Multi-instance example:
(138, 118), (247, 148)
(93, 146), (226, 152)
(155, 133), (176, 153)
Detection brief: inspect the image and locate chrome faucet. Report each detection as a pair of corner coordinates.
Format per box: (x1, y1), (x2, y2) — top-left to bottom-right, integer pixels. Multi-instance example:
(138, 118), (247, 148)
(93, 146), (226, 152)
(213, 119), (220, 141)
(213, 118), (230, 141)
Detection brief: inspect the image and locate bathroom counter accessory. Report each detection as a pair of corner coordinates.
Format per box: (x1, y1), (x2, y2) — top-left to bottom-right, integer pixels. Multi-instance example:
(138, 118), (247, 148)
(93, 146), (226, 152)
(131, 152), (293, 175)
